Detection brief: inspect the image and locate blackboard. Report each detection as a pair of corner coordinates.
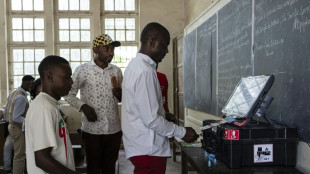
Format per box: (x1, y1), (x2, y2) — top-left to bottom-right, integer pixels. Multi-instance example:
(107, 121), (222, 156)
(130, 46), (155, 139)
(210, 16), (218, 115)
(217, 0), (253, 115)
(196, 15), (217, 113)
(254, 0), (310, 142)
(182, 0), (310, 142)
(183, 30), (196, 109)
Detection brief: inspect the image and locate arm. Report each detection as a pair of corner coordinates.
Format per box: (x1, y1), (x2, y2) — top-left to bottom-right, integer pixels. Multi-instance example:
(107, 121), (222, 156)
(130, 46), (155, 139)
(12, 95), (27, 123)
(64, 66), (97, 122)
(35, 148), (79, 174)
(111, 68), (123, 102)
(64, 66), (85, 111)
(135, 71), (185, 139)
(162, 74), (169, 113)
(111, 76), (122, 102)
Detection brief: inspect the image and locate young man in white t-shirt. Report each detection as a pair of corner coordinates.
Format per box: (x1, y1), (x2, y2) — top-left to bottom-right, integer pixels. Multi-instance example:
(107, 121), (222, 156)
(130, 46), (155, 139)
(25, 55), (78, 174)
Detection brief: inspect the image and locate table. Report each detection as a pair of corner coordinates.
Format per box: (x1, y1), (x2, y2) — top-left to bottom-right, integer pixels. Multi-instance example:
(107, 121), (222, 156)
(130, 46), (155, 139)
(181, 147), (302, 174)
(0, 122), (8, 166)
(69, 133), (87, 173)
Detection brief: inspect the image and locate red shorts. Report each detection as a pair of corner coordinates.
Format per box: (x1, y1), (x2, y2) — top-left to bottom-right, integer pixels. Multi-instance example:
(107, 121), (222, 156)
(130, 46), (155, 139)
(130, 155), (167, 174)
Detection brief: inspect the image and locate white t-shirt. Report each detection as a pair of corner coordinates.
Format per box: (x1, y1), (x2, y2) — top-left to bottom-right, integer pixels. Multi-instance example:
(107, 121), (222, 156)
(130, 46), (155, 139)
(25, 92), (75, 173)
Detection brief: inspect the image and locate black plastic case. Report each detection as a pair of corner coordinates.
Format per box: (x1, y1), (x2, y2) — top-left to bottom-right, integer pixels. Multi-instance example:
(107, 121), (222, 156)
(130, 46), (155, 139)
(202, 120), (298, 168)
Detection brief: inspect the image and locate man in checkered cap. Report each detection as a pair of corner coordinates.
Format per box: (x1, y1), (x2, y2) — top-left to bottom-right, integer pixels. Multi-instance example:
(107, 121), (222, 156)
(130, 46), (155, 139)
(65, 34), (123, 174)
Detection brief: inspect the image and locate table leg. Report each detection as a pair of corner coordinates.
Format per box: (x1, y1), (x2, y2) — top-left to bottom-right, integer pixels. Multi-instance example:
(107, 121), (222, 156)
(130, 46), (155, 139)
(181, 149), (187, 174)
(173, 139), (176, 162)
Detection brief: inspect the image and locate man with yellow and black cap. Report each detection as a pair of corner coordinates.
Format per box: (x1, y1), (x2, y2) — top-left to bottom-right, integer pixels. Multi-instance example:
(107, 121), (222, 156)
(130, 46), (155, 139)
(65, 34), (122, 174)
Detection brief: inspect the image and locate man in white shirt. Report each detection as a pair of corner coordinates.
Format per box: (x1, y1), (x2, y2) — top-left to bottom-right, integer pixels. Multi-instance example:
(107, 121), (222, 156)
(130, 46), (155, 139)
(25, 55), (77, 174)
(65, 34), (122, 174)
(122, 22), (199, 174)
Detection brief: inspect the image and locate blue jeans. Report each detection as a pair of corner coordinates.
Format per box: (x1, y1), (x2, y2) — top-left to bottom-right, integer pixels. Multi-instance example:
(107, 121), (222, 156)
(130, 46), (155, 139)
(4, 135), (13, 171)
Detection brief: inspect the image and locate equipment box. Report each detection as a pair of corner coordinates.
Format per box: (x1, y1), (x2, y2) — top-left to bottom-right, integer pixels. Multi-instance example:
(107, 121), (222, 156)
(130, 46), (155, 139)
(202, 120), (298, 169)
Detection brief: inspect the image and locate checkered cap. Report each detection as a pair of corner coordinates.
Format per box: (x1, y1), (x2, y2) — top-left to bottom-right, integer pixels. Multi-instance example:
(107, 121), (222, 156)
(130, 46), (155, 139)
(92, 34), (121, 48)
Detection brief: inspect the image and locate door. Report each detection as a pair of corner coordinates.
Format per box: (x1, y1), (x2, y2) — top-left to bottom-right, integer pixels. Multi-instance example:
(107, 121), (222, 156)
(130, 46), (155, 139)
(173, 33), (184, 126)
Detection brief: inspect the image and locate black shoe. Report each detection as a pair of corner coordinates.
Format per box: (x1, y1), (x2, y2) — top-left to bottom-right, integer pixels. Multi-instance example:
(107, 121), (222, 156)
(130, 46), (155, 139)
(5, 170), (11, 174)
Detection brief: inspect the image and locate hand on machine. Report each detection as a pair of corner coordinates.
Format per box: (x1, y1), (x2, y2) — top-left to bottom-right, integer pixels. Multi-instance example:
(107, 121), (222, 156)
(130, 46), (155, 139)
(182, 127), (199, 143)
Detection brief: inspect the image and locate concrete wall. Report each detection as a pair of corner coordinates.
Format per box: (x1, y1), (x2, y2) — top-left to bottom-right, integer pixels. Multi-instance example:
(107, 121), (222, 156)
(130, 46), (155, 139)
(184, 0), (214, 26)
(0, 0), (8, 106)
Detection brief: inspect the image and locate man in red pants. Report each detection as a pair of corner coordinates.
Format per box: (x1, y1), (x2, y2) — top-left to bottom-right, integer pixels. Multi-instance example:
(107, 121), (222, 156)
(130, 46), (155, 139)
(122, 22), (199, 174)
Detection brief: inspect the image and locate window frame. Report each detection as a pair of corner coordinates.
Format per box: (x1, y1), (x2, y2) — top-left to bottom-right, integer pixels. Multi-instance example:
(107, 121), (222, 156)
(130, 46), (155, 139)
(56, 46), (93, 73)
(55, 15), (93, 44)
(8, 15), (47, 45)
(8, 46), (46, 88)
(8, 0), (45, 12)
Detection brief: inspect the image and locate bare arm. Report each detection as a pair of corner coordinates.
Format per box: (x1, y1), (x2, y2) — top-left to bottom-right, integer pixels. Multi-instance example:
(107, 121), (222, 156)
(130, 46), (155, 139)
(111, 76), (122, 102)
(35, 147), (79, 174)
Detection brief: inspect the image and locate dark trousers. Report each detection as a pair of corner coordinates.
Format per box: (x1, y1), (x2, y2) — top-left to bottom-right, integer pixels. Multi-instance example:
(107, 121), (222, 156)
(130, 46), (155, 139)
(82, 131), (122, 174)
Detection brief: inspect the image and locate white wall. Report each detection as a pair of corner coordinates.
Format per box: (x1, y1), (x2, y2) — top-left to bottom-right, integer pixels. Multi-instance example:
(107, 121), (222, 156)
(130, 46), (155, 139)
(140, 0), (185, 114)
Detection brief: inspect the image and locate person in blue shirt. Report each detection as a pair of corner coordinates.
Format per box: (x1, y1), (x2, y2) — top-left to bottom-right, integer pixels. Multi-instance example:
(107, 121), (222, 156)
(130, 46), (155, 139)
(4, 75), (34, 174)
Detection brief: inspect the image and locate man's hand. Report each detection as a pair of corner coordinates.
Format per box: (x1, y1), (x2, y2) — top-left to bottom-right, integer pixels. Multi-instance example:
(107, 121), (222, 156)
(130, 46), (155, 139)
(165, 113), (177, 123)
(112, 88), (122, 101)
(80, 104), (97, 122)
(111, 76), (122, 101)
(182, 127), (199, 143)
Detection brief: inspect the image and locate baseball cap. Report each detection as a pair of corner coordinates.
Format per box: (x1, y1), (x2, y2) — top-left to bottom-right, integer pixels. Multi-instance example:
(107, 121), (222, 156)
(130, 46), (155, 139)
(92, 34), (121, 48)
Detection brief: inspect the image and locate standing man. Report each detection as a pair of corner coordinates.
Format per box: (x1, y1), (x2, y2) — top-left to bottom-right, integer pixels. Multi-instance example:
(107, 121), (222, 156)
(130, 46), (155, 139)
(122, 22), (199, 174)
(65, 34), (123, 174)
(25, 55), (77, 174)
(4, 75), (34, 174)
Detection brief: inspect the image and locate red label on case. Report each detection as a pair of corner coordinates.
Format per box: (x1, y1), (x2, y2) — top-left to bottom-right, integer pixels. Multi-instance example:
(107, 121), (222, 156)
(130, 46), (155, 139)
(225, 129), (239, 140)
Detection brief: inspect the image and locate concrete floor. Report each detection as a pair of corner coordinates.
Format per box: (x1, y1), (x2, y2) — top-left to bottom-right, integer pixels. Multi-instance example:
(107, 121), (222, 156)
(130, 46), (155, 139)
(117, 149), (198, 174)
(0, 147), (198, 174)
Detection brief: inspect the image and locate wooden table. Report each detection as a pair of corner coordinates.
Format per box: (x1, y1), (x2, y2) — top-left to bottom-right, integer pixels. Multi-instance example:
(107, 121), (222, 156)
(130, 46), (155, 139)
(0, 122), (8, 166)
(180, 146), (302, 174)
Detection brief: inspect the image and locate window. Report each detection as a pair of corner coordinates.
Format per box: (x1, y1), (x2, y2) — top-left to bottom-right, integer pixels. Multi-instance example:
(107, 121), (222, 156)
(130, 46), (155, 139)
(59, 18), (91, 42)
(9, 0), (45, 88)
(59, 48), (91, 72)
(7, 0), (139, 90)
(58, 0), (90, 11)
(12, 17), (45, 42)
(12, 48), (45, 88)
(57, 0), (92, 75)
(103, 0), (139, 73)
(105, 18), (135, 42)
(11, 0), (44, 11)
(114, 46), (137, 72)
(104, 0), (135, 11)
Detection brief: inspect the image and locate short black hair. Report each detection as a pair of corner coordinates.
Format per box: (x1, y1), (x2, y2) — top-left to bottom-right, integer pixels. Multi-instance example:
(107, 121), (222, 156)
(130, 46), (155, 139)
(30, 78), (41, 100)
(38, 55), (69, 79)
(22, 75), (35, 82)
(140, 22), (170, 44)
